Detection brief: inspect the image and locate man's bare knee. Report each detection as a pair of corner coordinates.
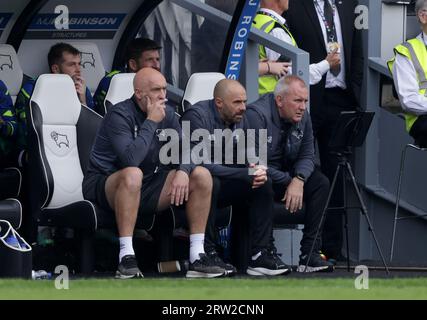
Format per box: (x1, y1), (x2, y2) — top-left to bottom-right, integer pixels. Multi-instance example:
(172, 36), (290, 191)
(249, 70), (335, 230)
(190, 166), (212, 191)
(121, 167), (143, 192)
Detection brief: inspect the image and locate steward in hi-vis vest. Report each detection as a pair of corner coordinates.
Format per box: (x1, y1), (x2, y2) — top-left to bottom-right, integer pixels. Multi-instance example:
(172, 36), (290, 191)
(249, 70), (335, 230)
(388, 37), (427, 134)
(253, 10), (297, 95)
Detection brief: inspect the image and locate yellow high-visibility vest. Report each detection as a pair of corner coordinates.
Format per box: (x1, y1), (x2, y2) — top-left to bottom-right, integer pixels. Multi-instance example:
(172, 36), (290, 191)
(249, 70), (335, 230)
(253, 12), (297, 95)
(387, 38), (427, 132)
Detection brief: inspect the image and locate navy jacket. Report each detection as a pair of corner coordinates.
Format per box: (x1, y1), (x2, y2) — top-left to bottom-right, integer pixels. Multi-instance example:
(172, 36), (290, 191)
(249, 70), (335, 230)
(246, 93), (315, 186)
(181, 99), (252, 183)
(87, 96), (192, 178)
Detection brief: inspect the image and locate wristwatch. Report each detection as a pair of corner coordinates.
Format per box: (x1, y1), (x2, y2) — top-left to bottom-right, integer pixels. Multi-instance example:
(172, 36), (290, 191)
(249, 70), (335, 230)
(295, 173), (306, 183)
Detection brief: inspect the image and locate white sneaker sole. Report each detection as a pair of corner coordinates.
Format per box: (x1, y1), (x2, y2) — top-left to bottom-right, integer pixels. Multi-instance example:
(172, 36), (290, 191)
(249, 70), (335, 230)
(186, 271), (224, 278)
(296, 265), (334, 273)
(115, 271), (144, 279)
(246, 267), (290, 276)
(224, 269), (236, 276)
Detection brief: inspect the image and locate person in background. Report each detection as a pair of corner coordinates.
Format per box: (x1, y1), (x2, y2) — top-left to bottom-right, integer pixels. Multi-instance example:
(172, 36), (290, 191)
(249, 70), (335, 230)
(0, 79), (17, 168)
(286, 0), (364, 262)
(253, 0), (340, 95)
(388, 0), (427, 147)
(93, 38), (161, 114)
(15, 42), (95, 152)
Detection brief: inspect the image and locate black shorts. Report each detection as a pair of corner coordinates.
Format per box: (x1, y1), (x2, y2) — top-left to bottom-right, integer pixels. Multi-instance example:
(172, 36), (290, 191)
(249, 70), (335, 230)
(83, 169), (171, 230)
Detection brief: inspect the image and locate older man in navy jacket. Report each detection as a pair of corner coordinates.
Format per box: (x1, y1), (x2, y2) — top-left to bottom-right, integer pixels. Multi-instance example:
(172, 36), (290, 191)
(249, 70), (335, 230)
(246, 76), (333, 272)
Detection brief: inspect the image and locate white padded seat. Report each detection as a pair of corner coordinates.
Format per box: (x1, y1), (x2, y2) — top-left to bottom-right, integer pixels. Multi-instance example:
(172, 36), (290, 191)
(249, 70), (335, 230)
(28, 74), (105, 233)
(68, 42), (106, 95)
(181, 72), (225, 112)
(30, 74), (83, 208)
(104, 73), (135, 114)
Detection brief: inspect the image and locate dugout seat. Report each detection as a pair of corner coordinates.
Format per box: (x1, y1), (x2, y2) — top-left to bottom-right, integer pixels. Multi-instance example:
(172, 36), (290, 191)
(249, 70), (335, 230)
(26, 73), (110, 273)
(103, 73), (135, 115)
(68, 42), (107, 95)
(180, 72), (225, 114)
(0, 167), (23, 230)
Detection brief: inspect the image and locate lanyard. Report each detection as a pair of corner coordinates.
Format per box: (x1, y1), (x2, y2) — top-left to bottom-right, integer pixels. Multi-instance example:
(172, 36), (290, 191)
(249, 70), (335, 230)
(314, 0), (337, 42)
(257, 10), (289, 29)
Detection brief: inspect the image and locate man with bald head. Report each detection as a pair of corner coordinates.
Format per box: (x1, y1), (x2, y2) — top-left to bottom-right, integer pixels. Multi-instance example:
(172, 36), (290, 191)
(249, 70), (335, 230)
(181, 79), (290, 276)
(83, 68), (225, 279)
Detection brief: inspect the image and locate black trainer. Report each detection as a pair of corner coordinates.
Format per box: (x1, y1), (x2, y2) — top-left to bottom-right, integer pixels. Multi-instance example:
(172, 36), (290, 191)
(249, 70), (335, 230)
(115, 255), (143, 279)
(274, 248), (292, 274)
(207, 251), (237, 276)
(297, 253), (334, 273)
(186, 253), (226, 278)
(247, 249), (291, 276)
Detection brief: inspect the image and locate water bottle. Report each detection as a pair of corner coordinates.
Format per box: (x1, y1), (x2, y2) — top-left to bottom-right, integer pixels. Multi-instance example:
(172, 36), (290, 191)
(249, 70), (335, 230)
(157, 260), (189, 273)
(32, 270), (52, 280)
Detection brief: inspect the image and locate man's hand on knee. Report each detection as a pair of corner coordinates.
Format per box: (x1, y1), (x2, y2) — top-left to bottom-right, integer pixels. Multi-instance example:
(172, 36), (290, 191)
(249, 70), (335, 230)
(170, 170), (189, 206)
(282, 178), (304, 213)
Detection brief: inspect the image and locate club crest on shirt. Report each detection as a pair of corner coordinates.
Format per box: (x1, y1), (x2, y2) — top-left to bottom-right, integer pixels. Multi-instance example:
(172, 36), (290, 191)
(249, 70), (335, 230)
(292, 129), (303, 140)
(156, 129), (166, 139)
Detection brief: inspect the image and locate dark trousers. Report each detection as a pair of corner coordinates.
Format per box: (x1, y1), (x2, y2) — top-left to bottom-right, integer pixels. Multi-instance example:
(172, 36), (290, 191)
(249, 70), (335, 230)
(311, 88), (357, 258)
(409, 115), (427, 148)
(273, 168), (330, 254)
(205, 177), (274, 256)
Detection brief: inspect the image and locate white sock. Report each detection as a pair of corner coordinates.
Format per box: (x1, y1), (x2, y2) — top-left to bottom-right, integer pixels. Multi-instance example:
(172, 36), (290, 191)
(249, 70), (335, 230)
(189, 233), (205, 263)
(119, 236), (135, 262)
(252, 251), (262, 261)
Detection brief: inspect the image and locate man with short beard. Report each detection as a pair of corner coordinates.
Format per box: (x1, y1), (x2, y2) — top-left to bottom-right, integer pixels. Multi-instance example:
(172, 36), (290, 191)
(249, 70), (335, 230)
(182, 79), (290, 276)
